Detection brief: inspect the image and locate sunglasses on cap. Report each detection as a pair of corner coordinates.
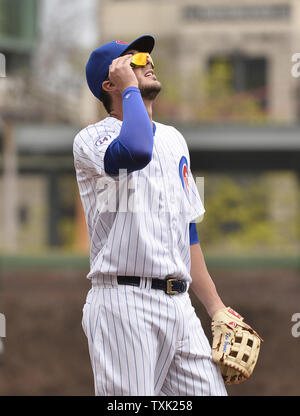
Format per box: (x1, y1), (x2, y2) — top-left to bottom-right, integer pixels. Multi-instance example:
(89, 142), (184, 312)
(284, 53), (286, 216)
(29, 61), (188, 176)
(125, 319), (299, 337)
(130, 52), (154, 68)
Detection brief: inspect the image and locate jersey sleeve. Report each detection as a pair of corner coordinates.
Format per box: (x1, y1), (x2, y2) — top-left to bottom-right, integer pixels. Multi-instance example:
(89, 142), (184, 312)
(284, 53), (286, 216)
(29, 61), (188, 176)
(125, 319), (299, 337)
(171, 126), (205, 224)
(189, 222), (199, 245)
(74, 86), (154, 177)
(188, 169), (205, 223)
(73, 124), (118, 177)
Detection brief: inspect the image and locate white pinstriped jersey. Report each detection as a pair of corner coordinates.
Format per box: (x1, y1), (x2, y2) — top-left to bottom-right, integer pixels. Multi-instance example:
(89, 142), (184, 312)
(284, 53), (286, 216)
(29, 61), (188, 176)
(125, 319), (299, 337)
(73, 117), (205, 283)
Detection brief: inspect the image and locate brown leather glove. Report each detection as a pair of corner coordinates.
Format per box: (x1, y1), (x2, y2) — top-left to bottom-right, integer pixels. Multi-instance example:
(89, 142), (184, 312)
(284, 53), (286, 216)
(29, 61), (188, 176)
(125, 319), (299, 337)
(211, 307), (263, 385)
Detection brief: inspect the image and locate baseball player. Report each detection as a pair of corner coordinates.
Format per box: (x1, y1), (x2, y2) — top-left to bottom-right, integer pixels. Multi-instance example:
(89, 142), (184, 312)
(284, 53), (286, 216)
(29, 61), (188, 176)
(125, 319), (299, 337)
(73, 35), (261, 396)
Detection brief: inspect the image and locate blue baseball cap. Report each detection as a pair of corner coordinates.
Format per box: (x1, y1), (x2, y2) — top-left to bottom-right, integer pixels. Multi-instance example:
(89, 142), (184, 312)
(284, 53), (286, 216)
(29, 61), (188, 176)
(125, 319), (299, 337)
(86, 35), (155, 101)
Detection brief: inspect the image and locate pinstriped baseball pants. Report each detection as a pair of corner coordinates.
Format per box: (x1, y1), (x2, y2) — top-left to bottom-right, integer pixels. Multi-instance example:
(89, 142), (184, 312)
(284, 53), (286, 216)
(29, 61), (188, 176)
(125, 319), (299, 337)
(82, 275), (227, 396)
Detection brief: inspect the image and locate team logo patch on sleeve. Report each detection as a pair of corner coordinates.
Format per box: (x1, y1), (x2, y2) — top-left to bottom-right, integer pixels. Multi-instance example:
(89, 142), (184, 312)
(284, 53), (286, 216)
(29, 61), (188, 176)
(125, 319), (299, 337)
(179, 156), (189, 200)
(95, 135), (111, 148)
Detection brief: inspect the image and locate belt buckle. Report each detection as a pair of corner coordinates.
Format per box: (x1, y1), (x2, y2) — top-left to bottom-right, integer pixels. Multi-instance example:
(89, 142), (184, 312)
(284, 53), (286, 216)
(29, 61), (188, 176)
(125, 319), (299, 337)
(166, 278), (179, 295)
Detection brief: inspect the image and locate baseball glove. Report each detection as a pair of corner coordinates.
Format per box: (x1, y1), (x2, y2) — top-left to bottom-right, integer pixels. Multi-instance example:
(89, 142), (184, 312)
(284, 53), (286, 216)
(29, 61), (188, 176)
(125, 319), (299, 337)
(211, 307), (263, 385)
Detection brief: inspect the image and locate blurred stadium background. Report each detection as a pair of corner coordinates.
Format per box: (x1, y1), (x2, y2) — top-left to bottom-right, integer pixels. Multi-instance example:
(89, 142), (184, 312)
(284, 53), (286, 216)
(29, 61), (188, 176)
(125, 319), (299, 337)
(0, 0), (300, 396)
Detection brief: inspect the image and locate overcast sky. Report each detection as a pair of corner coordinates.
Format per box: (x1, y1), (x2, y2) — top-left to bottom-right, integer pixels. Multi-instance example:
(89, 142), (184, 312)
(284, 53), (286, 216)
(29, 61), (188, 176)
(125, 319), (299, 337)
(38, 0), (98, 48)
(33, 0), (99, 101)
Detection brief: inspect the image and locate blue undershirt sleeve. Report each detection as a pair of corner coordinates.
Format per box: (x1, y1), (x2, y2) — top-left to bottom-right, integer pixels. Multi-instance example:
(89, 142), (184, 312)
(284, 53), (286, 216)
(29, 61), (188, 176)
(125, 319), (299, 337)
(104, 86), (154, 174)
(189, 222), (199, 245)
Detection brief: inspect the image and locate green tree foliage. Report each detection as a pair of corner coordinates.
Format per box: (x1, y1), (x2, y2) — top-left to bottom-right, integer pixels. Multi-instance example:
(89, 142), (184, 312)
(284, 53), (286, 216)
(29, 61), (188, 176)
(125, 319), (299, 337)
(154, 56), (267, 123)
(192, 58), (267, 123)
(196, 173), (300, 254)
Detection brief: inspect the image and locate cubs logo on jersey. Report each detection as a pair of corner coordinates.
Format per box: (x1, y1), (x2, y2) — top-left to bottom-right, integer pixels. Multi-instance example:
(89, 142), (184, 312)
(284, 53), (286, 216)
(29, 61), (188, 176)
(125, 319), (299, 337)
(179, 156), (189, 200)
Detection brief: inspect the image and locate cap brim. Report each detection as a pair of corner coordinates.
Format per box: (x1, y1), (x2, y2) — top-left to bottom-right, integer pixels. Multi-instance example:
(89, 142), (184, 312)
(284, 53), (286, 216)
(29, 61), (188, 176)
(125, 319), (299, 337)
(122, 35), (155, 55)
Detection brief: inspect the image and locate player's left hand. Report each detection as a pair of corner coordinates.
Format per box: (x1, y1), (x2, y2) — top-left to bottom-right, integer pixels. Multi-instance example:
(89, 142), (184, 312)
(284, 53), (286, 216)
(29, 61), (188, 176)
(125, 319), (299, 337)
(211, 307), (263, 385)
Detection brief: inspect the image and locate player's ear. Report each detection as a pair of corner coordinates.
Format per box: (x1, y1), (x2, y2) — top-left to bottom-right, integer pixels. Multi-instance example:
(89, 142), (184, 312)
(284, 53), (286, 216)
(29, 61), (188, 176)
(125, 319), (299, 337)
(102, 79), (115, 93)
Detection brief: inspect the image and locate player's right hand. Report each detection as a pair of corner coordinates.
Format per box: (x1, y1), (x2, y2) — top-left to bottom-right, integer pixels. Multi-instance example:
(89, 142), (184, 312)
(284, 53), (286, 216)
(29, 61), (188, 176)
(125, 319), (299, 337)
(108, 54), (139, 94)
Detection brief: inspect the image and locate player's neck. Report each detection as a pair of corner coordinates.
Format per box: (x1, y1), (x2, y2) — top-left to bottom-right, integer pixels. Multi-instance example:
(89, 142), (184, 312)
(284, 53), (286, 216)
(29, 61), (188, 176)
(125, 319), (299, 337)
(142, 98), (153, 122)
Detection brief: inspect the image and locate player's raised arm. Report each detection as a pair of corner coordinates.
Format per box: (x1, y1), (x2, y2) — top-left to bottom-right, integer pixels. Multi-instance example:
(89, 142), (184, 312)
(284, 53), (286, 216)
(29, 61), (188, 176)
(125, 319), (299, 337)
(103, 87), (154, 174)
(102, 54), (155, 174)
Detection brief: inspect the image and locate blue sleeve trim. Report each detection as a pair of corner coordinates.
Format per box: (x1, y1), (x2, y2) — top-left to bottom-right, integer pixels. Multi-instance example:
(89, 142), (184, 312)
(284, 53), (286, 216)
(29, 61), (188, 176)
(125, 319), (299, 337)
(152, 122), (156, 135)
(189, 222), (199, 245)
(104, 87), (154, 174)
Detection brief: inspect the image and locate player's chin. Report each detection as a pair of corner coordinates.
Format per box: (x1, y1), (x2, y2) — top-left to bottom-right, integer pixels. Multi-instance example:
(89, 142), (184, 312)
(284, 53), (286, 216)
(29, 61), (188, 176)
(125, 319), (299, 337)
(139, 80), (162, 100)
(141, 77), (161, 87)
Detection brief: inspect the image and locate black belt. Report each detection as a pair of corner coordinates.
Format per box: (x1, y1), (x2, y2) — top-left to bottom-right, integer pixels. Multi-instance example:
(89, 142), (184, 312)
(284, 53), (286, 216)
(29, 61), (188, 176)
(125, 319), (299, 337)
(117, 276), (187, 295)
